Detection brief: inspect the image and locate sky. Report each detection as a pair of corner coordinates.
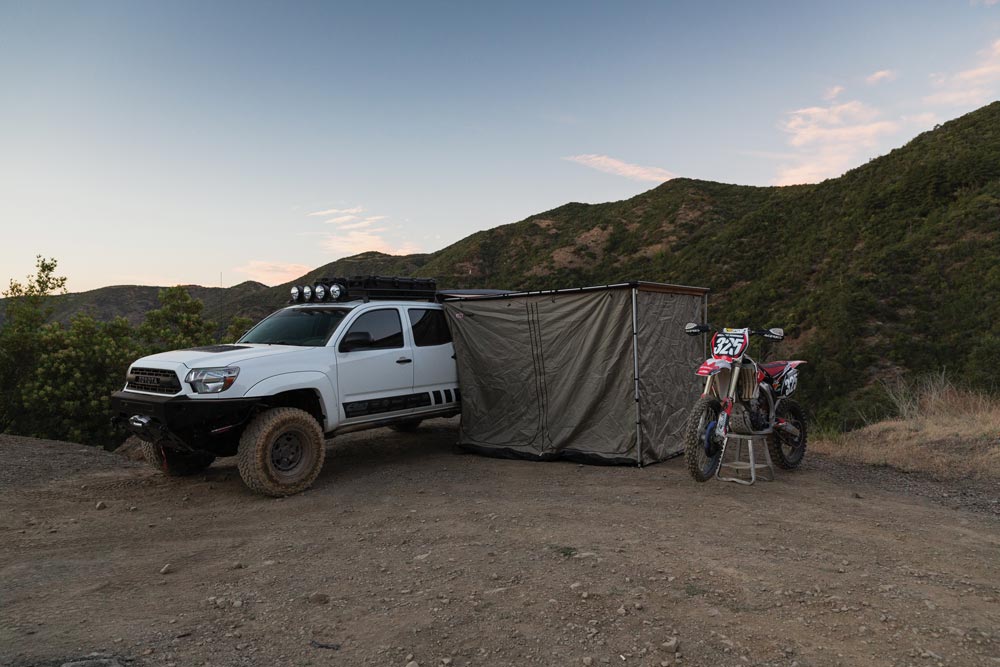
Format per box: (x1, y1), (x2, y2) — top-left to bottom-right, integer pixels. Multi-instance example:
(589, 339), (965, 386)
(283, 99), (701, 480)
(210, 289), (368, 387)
(2, 1), (1000, 292)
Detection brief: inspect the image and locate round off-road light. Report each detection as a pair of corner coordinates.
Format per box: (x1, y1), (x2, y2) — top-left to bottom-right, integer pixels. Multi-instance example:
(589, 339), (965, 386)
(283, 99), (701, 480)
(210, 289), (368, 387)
(314, 284), (327, 301)
(290, 286), (300, 302)
(329, 283), (343, 301)
(302, 285), (313, 301)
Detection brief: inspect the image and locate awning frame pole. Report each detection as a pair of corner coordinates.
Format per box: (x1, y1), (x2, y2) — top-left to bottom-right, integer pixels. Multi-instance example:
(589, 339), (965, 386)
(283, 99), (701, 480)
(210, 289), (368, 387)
(631, 287), (642, 467)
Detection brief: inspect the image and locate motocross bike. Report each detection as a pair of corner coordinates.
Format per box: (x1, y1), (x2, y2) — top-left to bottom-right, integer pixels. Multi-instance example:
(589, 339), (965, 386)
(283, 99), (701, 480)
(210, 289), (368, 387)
(682, 323), (807, 482)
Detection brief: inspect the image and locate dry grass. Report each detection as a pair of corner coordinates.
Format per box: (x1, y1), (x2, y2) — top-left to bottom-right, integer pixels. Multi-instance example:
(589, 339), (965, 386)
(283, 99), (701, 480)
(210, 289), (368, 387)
(812, 374), (1000, 482)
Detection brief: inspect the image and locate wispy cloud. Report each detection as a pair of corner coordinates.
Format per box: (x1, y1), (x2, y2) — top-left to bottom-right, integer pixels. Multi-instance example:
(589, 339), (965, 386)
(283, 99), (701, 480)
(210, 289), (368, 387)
(323, 230), (421, 256)
(782, 101), (898, 147)
(865, 69), (897, 85)
(823, 85), (845, 101)
(326, 214), (359, 224)
(954, 39), (1000, 82)
(773, 101), (899, 185)
(923, 38), (1000, 108)
(341, 217), (384, 230)
(308, 205), (422, 258)
(923, 88), (991, 106)
(308, 206), (364, 217)
(233, 260), (311, 285)
(563, 154), (676, 182)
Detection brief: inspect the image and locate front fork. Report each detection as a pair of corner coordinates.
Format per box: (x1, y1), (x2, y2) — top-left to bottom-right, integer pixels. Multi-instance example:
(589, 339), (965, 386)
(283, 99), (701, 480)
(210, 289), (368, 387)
(704, 366), (740, 441)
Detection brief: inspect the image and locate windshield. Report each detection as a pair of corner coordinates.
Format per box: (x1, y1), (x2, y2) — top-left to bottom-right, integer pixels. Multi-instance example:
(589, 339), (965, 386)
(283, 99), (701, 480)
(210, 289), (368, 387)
(238, 308), (350, 346)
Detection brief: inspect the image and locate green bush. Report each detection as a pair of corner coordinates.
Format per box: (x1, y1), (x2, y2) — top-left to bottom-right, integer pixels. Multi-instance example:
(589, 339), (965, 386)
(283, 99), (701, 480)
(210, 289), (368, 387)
(0, 258), (252, 448)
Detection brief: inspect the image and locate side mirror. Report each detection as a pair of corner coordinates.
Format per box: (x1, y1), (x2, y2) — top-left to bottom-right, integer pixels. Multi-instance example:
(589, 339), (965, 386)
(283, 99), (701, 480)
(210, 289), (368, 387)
(339, 331), (374, 352)
(764, 327), (784, 341)
(684, 322), (702, 336)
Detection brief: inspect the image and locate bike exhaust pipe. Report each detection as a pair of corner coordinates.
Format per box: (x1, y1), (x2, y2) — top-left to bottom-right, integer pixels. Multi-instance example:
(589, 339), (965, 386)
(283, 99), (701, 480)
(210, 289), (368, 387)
(775, 422), (800, 438)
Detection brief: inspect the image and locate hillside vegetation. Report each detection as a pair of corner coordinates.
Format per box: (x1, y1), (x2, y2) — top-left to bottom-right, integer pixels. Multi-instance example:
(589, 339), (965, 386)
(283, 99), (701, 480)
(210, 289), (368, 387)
(812, 374), (1000, 482)
(5, 101), (999, 428)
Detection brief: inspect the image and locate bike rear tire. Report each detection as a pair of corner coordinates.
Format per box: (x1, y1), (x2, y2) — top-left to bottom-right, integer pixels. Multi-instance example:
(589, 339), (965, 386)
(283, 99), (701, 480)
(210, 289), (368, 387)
(768, 399), (808, 469)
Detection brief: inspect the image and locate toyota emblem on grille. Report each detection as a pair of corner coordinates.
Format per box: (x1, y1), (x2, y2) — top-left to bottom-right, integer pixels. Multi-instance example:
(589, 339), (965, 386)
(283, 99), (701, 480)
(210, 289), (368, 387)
(135, 375), (160, 385)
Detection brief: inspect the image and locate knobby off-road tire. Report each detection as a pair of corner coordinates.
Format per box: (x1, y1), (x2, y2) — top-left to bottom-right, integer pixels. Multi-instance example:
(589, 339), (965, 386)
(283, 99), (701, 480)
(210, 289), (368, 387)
(684, 396), (724, 482)
(137, 437), (216, 476)
(389, 419), (423, 433)
(768, 399), (808, 469)
(237, 407), (326, 497)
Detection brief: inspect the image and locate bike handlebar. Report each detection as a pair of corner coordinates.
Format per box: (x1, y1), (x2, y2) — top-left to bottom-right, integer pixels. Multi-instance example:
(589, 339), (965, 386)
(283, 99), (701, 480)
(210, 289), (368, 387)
(684, 323), (785, 340)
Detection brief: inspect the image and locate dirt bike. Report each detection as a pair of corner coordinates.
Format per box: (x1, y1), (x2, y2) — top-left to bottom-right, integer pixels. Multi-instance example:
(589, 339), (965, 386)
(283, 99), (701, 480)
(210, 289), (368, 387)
(682, 323), (808, 482)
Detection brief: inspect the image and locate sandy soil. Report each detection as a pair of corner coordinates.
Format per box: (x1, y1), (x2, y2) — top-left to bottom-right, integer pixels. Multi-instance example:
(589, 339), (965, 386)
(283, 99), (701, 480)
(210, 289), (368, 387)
(1, 419), (998, 667)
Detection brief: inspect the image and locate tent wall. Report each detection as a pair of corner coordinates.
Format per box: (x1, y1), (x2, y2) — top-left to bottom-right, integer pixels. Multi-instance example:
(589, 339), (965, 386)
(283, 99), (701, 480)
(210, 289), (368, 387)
(634, 288), (707, 463)
(444, 289), (636, 463)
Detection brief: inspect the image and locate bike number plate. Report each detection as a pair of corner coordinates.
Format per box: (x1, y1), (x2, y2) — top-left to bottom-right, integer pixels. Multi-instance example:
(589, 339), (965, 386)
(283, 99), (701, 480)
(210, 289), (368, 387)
(712, 331), (747, 357)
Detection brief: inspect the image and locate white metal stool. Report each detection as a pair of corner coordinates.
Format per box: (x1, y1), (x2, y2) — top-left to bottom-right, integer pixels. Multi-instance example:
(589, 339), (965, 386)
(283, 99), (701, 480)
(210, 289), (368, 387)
(716, 433), (774, 485)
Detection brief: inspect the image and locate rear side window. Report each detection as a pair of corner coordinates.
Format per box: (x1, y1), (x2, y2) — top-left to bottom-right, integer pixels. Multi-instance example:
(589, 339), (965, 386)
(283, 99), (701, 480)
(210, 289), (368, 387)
(408, 308), (452, 347)
(340, 309), (404, 352)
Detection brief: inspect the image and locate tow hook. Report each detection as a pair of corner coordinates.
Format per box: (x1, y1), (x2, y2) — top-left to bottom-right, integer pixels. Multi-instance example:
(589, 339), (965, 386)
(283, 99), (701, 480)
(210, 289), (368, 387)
(129, 415), (152, 429)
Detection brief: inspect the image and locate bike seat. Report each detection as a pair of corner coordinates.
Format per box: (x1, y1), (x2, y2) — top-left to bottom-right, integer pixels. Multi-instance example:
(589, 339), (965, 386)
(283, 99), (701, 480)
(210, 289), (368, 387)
(759, 361), (790, 379)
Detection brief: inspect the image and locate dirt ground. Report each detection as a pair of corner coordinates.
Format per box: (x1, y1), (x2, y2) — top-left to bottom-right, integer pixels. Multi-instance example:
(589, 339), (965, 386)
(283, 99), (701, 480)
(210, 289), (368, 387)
(1, 419), (998, 667)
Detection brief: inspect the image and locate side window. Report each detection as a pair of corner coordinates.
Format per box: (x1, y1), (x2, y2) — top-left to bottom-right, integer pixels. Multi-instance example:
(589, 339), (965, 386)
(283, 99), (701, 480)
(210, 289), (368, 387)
(408, 308), (452, 347)
(339, 309), (403, 352)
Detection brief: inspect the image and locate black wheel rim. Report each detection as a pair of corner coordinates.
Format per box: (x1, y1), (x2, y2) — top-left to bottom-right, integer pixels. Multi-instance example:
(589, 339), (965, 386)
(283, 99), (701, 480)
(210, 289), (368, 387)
(777, 417), (804, 462)
(694, 409), (723, 476)
(271, 431), (305, 474)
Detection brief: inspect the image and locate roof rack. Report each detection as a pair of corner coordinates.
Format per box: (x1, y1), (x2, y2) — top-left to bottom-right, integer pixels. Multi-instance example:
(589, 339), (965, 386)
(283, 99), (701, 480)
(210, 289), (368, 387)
(289, 275), (438, 303)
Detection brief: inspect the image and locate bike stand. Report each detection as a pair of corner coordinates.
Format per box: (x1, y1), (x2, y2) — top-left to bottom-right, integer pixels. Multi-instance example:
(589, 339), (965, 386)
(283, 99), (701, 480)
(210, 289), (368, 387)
(716, 433), (775, 485)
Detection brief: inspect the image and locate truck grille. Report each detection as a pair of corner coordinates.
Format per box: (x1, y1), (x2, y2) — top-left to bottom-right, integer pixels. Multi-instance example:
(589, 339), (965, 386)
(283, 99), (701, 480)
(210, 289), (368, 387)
(126, 367), (182, 394)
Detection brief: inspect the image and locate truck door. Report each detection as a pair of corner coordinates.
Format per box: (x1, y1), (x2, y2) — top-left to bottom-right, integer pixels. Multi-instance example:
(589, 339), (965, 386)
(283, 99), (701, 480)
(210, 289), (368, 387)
(407, 307), (460, 413)
(335, 307), (415, 422)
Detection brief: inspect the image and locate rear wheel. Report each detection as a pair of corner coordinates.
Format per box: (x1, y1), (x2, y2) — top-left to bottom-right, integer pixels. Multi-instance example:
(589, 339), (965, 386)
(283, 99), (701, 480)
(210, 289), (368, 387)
(237, 407), (326, 496)
(139, 437), (216, 476)
(768, 399), (808, 469)
(684, 396), (724, 482)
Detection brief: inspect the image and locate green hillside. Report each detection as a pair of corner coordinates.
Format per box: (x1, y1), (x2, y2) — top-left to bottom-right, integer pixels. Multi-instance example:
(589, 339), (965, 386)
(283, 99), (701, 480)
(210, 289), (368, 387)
(7, 101), (999, 427)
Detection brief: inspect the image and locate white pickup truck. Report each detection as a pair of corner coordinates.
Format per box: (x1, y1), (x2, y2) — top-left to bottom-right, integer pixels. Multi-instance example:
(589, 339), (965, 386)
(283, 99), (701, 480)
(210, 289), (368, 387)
(111, 277), (463, 496)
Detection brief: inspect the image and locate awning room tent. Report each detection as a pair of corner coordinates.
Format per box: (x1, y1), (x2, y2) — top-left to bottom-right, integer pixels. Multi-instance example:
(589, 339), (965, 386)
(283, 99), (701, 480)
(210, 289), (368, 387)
(442, 282), (709, 465)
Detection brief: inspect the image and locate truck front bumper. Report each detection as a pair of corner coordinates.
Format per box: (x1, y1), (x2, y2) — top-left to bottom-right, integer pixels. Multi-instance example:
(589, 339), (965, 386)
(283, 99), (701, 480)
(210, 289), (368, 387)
(110, 391), (259, 451)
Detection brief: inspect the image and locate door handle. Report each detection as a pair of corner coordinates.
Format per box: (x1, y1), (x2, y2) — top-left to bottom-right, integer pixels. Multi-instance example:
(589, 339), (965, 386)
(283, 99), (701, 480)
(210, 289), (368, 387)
(396, 357), (413, 364)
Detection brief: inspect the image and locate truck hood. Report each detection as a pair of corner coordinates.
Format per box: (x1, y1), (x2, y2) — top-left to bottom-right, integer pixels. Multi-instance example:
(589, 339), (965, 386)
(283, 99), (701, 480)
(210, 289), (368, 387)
(134, 344), (313, 370)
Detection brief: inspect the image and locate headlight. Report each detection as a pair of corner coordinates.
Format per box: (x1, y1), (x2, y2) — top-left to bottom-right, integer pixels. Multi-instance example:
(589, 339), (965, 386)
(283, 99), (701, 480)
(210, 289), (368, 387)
(314, 283), (327, 301)
(290, 286), (300, 302)
(302, 285), (313, 301)
(185, 367), (240, 393)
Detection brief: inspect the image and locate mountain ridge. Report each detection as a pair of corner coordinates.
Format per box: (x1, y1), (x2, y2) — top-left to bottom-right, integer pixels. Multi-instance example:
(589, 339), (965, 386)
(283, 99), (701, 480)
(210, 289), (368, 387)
(5, 101), (999, 425)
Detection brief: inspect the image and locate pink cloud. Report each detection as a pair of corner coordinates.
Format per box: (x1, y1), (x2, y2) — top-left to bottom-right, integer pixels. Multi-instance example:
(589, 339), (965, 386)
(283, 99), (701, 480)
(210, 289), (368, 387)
(563, 154), (676, 182)
(823, 85), (845, 100)
(233, 261), (312, 285)
(325, 214), (359, 224)
(308, 206), (364, 217)
(773, 101), (899, 185)
(322, 231), (421, 256)
(865, 69), (897, 85)
(781, 101), (898, 148)
(923, 88), (991, 106)
(924, 39), (1000, 108)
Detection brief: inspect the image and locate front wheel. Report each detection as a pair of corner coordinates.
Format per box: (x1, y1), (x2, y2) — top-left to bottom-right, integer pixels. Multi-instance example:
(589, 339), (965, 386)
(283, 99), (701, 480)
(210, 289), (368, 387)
(768, 399), (808, 469)
(138, 437), (216, 476)
(684, 396), (724, 482)
(237, 408), (326, 497)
